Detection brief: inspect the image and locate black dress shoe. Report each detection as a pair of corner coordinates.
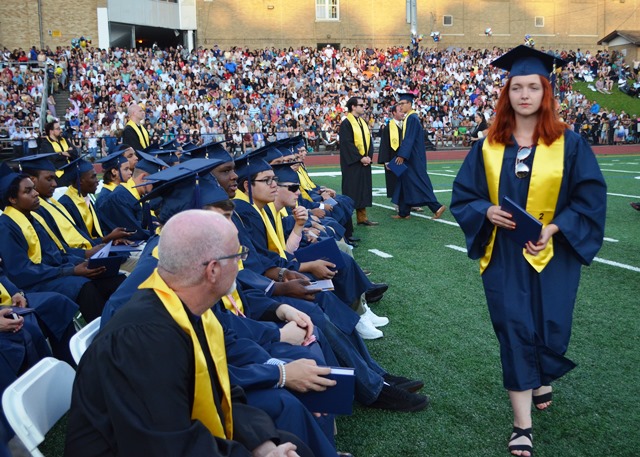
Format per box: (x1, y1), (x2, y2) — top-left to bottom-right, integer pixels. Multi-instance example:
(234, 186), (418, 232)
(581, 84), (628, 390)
(365, 283), (388, 303)
(383, 374), (425, 393)
(369, 384), (429, 412)
(357, 220), (379, 226)
(347, 236), (361, 242)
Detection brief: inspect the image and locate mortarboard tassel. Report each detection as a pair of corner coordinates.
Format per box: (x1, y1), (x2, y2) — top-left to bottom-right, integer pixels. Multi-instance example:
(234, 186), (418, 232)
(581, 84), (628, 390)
(193, 174), (202, 209)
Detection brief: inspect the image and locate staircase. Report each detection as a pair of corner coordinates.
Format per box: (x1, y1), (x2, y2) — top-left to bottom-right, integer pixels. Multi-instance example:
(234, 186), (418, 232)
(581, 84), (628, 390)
(51, 89), (71, 126)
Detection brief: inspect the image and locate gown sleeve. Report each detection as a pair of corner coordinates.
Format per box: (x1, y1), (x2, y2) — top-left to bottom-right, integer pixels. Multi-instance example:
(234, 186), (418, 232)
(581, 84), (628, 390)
(550, 133), (607, 265)
(450, 140), (495, 260)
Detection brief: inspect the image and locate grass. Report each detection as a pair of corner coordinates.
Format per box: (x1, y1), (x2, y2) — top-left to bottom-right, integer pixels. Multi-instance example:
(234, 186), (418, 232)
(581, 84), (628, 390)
(40, 155), (640, 457)
(572, 81), (640, 116)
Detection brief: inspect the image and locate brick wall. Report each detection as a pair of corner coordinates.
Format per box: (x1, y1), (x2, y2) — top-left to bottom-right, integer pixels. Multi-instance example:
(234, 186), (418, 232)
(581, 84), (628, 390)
(0, 0), (99, 51)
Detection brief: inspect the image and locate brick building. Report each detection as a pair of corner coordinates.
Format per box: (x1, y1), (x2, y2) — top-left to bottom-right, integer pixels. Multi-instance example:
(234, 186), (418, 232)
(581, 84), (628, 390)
(0, 0), (637, 51)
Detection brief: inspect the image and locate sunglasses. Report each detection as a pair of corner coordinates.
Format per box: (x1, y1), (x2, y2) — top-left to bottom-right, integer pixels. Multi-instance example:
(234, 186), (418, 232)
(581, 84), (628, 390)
(277, 183), (300, 192)
(355, 103), (367, 107)
(515, 146), (533, 179)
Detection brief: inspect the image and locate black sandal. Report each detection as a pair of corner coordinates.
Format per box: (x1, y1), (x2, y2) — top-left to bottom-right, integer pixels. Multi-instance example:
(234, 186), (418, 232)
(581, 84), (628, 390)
(508, 426), (533, 456)
(532, 391), (552, 410)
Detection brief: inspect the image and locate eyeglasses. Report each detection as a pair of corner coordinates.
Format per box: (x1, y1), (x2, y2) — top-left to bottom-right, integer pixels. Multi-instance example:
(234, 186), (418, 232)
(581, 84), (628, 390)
(515, 146), (533, 179)
(277, 183), (300, 193)
(252, 176), (279, 186)
(202, 245), (249, 266)
(355, 104), (367, 107)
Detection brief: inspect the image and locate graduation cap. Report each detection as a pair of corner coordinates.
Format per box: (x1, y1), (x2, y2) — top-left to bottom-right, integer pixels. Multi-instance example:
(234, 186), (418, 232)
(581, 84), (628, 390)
(271, 163), (300, 184)
(491, 45), (568, 80)
(135, 151), (169, 174)
(140, 160), (228, 223)
(150, 149), (180, 166)
(396, 91), (417, 103)
(97, 150), (129, 171)
(11, 153), (57, 173)
(180, 141), (229, 161)
(58, 156), (95, 192)
(252, 144), (283, 164)
(109, 143), (133, 154)
(158, 138), (179, 150)
(234, 152), (272, 204)
(0, 162), (21, 209)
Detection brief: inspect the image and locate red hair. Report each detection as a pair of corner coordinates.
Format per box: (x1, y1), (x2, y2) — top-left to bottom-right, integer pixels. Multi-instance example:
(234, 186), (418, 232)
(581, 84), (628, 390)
(487, 76), (567, 146)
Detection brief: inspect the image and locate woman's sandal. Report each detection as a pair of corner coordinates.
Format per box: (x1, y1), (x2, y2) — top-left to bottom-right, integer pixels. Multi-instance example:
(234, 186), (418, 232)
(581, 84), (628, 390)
(508, 426), (533, 456)
(532, 391), (553, 410)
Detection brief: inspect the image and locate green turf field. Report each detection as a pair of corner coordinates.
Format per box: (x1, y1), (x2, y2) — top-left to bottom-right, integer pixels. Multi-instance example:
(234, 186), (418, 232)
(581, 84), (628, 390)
(309, 156), (640, 457)
(39, 155), (639, 457)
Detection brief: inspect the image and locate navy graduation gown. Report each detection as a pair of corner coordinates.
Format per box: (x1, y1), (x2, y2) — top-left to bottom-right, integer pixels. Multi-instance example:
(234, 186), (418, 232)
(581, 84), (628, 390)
(96, 185), (151, 241)
(450, 130), (606, 390)
(392, 112), (442, 212)
(0, 215), (90, 301)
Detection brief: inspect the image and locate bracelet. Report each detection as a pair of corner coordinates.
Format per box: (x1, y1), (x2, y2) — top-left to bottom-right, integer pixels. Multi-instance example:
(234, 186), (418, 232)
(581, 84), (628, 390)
(278, 364), (287, 388)
(277, 268), (286, 282)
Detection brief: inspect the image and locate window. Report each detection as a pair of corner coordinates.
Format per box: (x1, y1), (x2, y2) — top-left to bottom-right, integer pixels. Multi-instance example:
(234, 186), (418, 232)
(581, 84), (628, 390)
(316, 0), (339, 21)
(535, 16), (544, 27)
(443, 15), (453, 26)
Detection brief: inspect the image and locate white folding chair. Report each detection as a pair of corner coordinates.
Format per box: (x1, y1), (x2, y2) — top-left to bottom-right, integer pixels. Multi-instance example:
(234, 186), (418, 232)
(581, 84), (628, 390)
(69, 316), (101, 365)
(2, 357), (75, 457)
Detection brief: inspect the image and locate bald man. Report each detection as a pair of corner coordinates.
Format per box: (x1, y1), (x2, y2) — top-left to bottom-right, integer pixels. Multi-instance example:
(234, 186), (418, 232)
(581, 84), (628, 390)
(65, 210), (311, 457)
(122, 103), (150, 152)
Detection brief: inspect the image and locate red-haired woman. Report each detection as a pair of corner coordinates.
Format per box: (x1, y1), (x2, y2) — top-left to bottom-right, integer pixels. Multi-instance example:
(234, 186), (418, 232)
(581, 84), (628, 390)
(451, 46), (607, 457)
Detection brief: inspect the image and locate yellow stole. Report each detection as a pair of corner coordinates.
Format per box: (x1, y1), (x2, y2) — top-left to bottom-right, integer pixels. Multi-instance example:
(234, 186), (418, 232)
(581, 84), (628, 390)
(102, 182), (117, 192)
(346, 113), (370, 156)
(46, 136), (70, 153)
(0, 283), (12, 306)
(126, 120), (150, 149)
(481, 137), (564, 273)
(3, 207), (66, 264)
(221, 257), (245, 316)
(64, 186), (104, 238)
(139, 269), (233, 438)
(388, 120), (401, 150)
(234, 190), (287, 258)
(39, 198), (93, 249)
(296, 167), (315, 202)
(403, 110), (418, 141)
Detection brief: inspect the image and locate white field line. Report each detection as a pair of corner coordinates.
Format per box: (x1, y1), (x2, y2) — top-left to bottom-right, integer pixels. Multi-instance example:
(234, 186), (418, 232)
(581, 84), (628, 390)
(368, 249), (393, 258)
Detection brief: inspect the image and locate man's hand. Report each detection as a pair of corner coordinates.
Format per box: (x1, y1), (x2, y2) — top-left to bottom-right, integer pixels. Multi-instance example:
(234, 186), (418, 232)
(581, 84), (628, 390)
(0, 308), (23, 333)
(276, 304), (314, 339)
(301, 259), (336, 280)
(310, 208), (326, 218)
(282, 359), (335, 392)
(253, 441), (299, 457)
(323, 203), (333, 212)
(85, 243), (106, 259)
(279, 321), (307, 345)
(74, 261), (106, 278)
(360, 156), (372, 166)
(11, 293), (26, 308)
(292, 206), (308, 227)
(282, 269), (307, 282)
(103, 227), (133, 243)
(395, 156), (405, 165)
(273, 278), (319, 301)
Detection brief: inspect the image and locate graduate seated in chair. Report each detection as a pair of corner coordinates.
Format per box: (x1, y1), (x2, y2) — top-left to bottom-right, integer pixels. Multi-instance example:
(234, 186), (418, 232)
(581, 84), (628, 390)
(64, 210), (315, 457)
(96, 151), (168, 242)
(0, 164), (125, 322)
(99, 163), (345, 456)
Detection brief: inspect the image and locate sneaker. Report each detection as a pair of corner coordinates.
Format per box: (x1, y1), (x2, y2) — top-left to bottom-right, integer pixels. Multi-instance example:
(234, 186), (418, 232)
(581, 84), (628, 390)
(356, 316), (383, 340)
(369, 384), (429, 412)
(383, 373), (425, 393)
(363, 304), (389, 328)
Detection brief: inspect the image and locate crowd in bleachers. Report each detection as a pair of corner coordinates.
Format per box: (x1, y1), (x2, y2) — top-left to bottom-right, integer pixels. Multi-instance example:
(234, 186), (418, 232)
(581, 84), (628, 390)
(2, 42), (640, 159)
